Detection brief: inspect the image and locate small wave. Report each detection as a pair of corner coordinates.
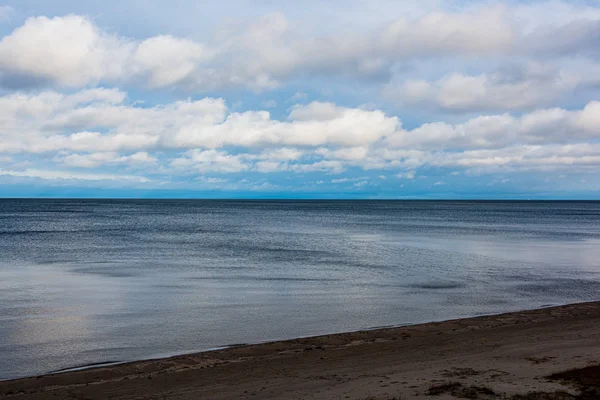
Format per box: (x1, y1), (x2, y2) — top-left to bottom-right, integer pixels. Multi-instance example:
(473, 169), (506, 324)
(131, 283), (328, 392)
(51, 360), (123, 374)
(69, 268), (139, 278)
(410, 282), (467, 290)
(187, 276), (340, 282)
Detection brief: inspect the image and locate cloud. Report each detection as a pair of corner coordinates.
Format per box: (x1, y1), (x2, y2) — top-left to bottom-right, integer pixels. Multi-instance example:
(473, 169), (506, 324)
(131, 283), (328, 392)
(170, 149), (249, 173)
(290, 160), (346, 174)
(57, 151), (157, 168)
(366, 142), (600, 176)
(1, 86), (600, 186)
(168, 101), (399, 149)
(431, 143), (600, 170)
(387, 61), (600, 112)
(397, 171), (416, 179)
(386, 101), (600, 150)
(259, 148), (303, 161)
(0, 15), (132, 88)
(197, 176), (229, 184)
(1, 4), (598, 92)
(331, 178), (349, 183)
(133, 35), (211, 88)
(524, 18), (600, 58)
(0, 168), (149, 182)
(380, 5), (514, 56)
(0, 90), (397, 155)
(2, 2), (600, 197)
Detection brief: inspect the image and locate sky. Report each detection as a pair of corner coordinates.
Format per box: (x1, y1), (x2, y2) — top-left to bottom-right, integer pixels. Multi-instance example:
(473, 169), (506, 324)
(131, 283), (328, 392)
(0, 1), (600, 198)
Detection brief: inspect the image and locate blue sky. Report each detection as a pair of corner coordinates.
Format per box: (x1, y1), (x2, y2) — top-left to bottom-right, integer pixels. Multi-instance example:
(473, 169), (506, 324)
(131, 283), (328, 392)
(0, 1), (600, 198)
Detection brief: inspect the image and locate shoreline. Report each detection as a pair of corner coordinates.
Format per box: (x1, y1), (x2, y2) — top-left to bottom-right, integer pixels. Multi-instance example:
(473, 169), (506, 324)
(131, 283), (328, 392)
(2, 301), (600, 399)
(28, 303), (576, 379)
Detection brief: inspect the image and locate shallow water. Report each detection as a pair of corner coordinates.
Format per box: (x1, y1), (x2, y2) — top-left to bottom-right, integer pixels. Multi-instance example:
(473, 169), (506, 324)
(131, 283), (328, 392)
(1, 200), (600, 379)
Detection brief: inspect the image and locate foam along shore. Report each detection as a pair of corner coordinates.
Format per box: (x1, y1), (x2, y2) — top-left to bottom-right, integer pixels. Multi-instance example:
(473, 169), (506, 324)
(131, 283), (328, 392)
(2, 302), (600, 399)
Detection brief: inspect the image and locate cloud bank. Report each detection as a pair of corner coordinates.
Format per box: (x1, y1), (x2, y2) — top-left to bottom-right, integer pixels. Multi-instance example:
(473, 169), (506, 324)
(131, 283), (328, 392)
(0, 0), (599, 197)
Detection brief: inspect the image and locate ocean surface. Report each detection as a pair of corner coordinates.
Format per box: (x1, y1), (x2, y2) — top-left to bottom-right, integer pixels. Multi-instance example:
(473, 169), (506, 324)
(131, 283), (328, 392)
(1, 200), (600, 379)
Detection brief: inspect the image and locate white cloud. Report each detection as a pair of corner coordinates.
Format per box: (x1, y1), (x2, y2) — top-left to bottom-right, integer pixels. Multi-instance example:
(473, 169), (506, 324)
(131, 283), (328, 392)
(254, 160), (284, 173)
(1, 86), (600, 182)
(315, 147), (369, 161)
(431, 143), (600, 170)
(250, 181), (279, 191)
(290, 160), (346, 174)
(386, 101), (600, 150)
(0, 168), (149, 182)
(380, 5), (514, 56)
(387, 62), (600, 112)
(1, 3), (599, 92)
(523, 17), (600, 58)
(0, 90), (396, 154)
(197, 176), (229, 184)
(170, 149), (249, 173)
(170, 101), (398, 149)
(397, 171), (416, 179)
(331, 178), (349, 183)
(259, 148), (303, 161)
(57, 151), (157, 168)
(0, 15), (132, 88)
(134, 35), (210, 88)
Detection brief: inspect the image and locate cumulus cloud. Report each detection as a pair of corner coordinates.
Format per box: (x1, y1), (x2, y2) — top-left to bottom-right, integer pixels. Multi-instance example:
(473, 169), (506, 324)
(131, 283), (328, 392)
(170, 149), (249, 173)
(2, 87), (600, 180)
(397, 171), (416, 180)
(430, 143), (600, 172)
(387, 62), (600, 112)
(1, 3), (599, 92)
(0, 15), (132, 88)
(133, 35), (211, 88)
(57, 151), (157, 168)
(166, 101), (399, 149)
(0, 85), (600, 189)
(1, 2), (600, 195)
(386, 101), (600, 150)
(197, 176), (229, 184)
(0, 168), (150, 182)
(0, 90), (398, 154)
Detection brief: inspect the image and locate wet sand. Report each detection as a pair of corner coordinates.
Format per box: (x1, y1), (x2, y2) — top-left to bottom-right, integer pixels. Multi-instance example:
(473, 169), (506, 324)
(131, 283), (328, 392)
(2, 302), (600, 399)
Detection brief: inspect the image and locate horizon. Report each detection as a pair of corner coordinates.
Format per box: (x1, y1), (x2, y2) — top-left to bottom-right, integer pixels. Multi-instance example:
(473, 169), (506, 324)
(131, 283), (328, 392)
(1, 197), (599, 201)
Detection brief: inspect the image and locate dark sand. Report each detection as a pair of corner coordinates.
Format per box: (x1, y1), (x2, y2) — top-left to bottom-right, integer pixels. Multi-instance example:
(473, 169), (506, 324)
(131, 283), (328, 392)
(2, 302), (600, 399)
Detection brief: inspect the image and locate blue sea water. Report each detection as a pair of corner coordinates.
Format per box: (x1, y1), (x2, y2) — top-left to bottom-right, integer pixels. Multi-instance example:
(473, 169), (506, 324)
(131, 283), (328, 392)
(1, 200), (600, 379)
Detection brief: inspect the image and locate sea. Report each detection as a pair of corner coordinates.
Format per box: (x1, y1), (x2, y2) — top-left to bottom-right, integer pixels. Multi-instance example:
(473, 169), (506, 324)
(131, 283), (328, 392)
(1, 199), (600, 380)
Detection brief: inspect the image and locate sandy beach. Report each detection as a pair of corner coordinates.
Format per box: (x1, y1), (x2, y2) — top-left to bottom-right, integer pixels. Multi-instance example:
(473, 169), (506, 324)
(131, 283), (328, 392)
(2, 302), (600, 399)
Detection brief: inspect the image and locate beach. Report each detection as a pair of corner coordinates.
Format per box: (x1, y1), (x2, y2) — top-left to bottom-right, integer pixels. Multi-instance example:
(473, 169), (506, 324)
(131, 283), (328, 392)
(2, 301), (600, 399)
